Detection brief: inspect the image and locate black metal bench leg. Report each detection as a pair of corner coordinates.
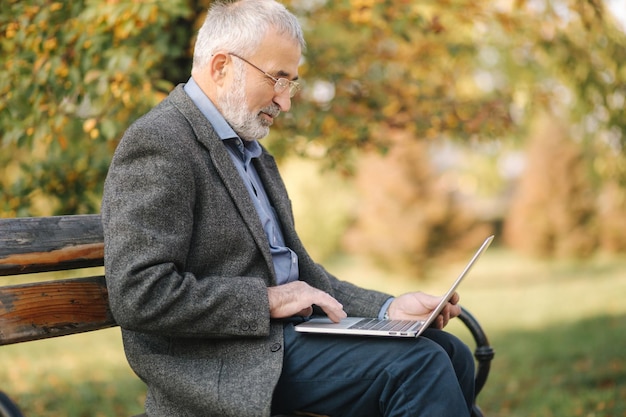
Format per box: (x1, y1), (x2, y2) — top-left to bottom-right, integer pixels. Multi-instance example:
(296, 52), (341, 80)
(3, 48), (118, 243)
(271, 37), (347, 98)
(458, 306), (495, 417)
(0, 391), (24, 417)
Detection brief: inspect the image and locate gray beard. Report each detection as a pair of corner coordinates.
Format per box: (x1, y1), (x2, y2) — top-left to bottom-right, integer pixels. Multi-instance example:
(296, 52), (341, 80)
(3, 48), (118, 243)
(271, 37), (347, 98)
(218, 76), (280, 141)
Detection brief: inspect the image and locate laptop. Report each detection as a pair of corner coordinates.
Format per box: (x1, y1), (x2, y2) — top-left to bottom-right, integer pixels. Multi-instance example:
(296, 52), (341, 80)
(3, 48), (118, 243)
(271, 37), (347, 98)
(295, 235), (494, 338)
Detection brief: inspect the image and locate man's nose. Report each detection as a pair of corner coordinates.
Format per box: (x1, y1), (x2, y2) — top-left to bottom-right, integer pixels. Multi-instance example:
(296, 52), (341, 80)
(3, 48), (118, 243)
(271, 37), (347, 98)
(273, 91), (292, 112)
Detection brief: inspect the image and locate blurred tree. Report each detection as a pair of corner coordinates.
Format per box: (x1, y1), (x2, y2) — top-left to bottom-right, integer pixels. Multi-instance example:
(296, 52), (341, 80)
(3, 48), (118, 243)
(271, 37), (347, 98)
(343, 127), (492, 276)
(2, 0), (625, 264)
(0, 0), (192, 215)
(499, 0), (626, 257)
(504, 116), (598, 258)
(269, 0), (626, 264)
(270, 0), (514, 168)
(271, 0), (518, 269)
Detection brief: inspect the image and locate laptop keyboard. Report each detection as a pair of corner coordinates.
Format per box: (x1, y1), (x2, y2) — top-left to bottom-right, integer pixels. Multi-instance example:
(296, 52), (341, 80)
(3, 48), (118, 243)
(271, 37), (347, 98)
(348, 318), (420, 332)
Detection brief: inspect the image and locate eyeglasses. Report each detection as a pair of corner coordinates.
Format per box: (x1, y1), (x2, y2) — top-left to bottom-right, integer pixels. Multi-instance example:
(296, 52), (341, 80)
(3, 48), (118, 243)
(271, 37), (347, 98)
(230, 53), (301, 98)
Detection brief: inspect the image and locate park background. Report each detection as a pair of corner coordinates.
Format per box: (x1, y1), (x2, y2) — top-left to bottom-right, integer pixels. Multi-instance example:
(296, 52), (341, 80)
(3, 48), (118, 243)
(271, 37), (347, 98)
(1, 0), (626, 415)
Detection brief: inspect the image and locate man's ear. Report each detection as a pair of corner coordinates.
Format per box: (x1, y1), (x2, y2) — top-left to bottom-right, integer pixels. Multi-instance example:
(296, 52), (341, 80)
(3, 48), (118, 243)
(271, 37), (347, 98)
(210, 52), (230, 85)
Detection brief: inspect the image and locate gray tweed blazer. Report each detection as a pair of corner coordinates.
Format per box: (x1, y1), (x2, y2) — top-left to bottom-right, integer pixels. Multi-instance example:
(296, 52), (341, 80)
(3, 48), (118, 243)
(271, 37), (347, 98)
(101, 85), (391, 417)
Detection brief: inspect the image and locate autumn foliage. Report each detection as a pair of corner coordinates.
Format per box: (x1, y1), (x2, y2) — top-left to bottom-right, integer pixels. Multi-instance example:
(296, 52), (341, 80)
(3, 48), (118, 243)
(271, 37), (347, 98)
(1, 0), (626, 264)
(0, 0), (192, 215)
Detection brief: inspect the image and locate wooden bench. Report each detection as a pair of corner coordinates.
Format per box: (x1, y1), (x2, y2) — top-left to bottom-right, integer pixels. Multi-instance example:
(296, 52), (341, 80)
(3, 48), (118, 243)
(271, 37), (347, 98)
(0, 214), (494, 417)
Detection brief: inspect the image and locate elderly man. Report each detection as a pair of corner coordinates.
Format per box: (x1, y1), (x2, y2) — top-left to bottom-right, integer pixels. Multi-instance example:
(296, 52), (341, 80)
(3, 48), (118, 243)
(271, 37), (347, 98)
(101, 1), (475, 416)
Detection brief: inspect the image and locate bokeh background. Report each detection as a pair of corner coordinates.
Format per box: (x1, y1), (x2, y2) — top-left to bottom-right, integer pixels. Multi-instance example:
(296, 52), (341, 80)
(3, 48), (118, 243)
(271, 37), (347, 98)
(1, 0), (626, 416)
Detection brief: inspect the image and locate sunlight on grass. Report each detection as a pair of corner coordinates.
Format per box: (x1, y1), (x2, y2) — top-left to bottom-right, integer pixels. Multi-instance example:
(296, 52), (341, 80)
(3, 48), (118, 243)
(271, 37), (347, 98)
(327, 248), (626, 332)
(480, 314), (626, 417)
(1, 329), (146, 417)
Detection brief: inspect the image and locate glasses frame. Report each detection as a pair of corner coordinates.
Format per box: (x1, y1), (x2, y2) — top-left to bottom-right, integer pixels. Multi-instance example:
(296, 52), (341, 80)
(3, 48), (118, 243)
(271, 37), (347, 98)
(229, 53), (301, 98)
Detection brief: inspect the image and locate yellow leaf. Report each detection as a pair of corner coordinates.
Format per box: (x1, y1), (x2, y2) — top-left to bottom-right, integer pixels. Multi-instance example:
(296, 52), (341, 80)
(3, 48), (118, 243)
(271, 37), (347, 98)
(54, 65), (69, 78)
(84, 70), (101, 83)
(44, 38), (58, 51)
(83, 118), (97, 133)
(58, 136), (68, 150)
(5, 22), (18, 39)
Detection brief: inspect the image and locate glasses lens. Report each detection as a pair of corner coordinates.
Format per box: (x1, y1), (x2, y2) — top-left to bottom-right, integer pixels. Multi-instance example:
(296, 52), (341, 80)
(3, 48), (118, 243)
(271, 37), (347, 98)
(274, 78), (300, 98)
(274, 78), (289, 95)
(288, 82), (300, 98)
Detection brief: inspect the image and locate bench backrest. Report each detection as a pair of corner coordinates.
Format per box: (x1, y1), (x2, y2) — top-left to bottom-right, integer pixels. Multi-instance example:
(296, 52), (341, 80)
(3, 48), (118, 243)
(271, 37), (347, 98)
(0, 215), (115, 345)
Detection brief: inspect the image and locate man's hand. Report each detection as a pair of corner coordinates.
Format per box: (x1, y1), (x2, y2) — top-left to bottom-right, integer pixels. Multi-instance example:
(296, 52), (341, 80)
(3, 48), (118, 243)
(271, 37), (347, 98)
(267, 281), (347, 323)
(387, 291), (461, 329)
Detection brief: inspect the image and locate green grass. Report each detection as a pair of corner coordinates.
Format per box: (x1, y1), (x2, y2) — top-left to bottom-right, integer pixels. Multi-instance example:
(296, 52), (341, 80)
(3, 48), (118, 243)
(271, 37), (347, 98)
(1, 329), (145, 417)
(2, 250), (625, 416)
(480, 315), (626, 417)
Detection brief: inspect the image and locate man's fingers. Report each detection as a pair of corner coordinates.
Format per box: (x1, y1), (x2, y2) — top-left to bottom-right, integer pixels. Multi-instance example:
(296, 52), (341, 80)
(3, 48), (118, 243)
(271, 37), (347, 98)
(268, 282), (346, 321)
(316, 292), (346, 323)
(448, 292), (460, 305)
(322, 306), (347, 323)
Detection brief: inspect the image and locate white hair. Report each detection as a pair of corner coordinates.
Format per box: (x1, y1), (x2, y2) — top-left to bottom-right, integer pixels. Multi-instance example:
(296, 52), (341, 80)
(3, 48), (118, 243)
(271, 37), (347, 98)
(192, 0), (306, 71)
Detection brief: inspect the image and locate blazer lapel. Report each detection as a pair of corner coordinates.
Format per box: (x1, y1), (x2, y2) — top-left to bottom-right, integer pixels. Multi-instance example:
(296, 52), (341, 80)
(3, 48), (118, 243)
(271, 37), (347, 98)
(254, 151), (333, 293)
(168, 86), (276, 281)
(167, 85), (332, 292)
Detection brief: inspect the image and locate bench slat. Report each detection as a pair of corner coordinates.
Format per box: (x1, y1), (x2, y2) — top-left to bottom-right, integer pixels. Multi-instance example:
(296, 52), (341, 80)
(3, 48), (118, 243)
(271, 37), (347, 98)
(0, 215), (104, 276)
(0, 276), (116, 345)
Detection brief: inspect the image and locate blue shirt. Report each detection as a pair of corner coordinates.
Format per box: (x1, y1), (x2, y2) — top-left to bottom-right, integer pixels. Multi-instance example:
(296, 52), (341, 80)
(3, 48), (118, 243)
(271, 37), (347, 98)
(183, 78), (299, 285)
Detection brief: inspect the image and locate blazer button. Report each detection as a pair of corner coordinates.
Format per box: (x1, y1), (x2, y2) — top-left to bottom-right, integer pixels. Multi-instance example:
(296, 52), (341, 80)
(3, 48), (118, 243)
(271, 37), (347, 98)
(241, 323), (250, 331)
(270, 343), (282, 352)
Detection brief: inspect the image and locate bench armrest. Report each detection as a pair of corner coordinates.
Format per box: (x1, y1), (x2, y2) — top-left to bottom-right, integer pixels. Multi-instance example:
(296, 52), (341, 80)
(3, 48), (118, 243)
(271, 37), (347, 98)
(458, 306), (495, 417)
(0, 391), (24, 417)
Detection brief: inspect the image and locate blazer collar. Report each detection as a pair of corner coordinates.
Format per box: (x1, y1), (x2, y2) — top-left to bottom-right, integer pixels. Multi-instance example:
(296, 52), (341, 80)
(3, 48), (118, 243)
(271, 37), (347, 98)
(168, 85), (277, 281)
(167, 84), (333, 293)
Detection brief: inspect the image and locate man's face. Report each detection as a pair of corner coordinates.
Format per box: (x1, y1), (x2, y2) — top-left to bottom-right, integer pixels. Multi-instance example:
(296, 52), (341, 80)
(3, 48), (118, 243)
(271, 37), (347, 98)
(217, 62), (278, 141)
(218, 30), (301, 141)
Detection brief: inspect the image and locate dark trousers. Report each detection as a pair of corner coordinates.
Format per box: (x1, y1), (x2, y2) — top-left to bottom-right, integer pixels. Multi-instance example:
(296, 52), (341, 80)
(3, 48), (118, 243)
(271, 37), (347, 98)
(272, 323), (474, 417)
